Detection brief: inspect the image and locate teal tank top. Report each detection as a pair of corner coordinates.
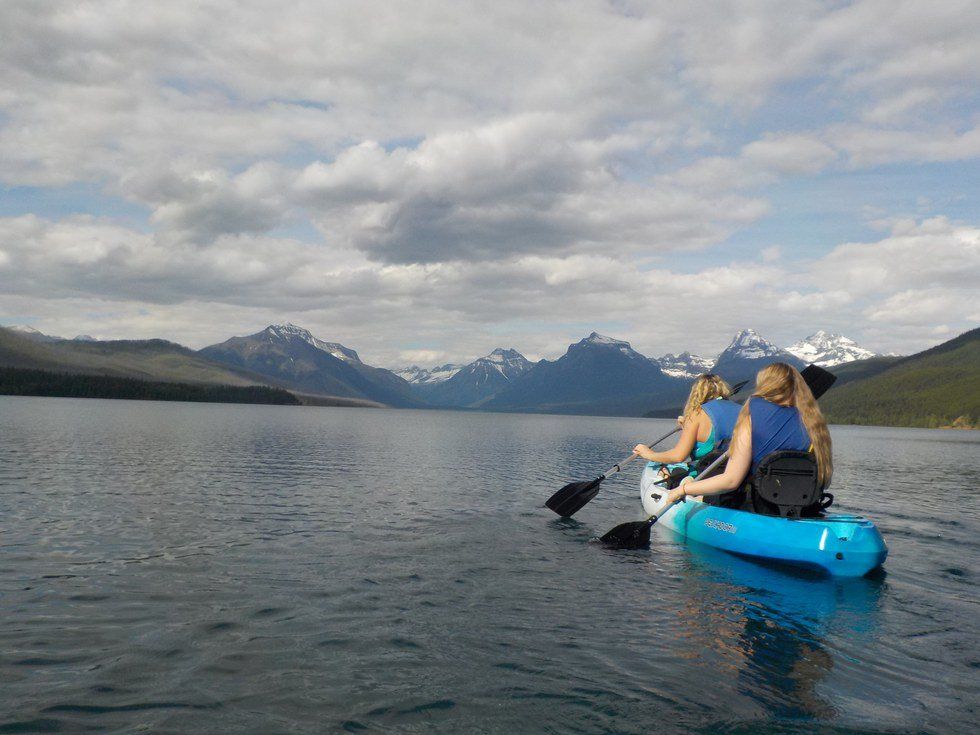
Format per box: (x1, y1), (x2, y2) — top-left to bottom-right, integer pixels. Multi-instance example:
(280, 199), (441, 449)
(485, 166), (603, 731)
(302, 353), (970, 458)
(646, 397), (740, 472)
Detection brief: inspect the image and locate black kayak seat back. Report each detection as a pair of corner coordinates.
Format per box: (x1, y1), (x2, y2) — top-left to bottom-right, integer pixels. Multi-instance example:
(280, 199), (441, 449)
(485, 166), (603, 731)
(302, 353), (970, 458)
(751, 450), (823, 518)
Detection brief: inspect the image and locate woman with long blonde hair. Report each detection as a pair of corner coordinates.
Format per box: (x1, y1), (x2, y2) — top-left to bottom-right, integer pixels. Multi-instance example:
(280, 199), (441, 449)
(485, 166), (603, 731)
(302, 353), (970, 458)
(666, 363), (832, 505)
(633, 373), (741, 470)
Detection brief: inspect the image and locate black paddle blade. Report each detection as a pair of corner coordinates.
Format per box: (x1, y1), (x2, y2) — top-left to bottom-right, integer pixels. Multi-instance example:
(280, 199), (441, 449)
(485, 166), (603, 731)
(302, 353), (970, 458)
(599, 519), (653, 549)
(800, 364), (837, 400)
(545, 477), (603, 517)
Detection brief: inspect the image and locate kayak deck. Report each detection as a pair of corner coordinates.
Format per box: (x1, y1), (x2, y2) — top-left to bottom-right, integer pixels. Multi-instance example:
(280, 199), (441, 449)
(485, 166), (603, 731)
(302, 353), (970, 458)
(641, 466), (887, 577)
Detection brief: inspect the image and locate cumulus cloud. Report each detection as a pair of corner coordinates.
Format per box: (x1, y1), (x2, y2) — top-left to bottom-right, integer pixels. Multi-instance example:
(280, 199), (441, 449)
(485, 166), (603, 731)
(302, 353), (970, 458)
(812, 217), (980, 292)
(0, 1), (977, 361)
(293, 118), (771, 263)
(3, 212), (977, 362)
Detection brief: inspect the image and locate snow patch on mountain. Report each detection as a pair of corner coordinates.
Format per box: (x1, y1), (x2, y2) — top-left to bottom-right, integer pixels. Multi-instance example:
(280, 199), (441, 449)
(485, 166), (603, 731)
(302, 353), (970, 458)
(475, 348), (531, 379)
(394, 363), (463, 384)
(785, 331), (878, 367)
(267, 323), (361, 363)
(576, 332), (641, 358)
(656, 352), (714, 379)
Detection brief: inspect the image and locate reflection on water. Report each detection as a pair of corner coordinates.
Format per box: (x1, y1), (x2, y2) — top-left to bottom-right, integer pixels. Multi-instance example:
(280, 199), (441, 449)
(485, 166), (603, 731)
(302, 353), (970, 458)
(0, 397), (977, 734)
(676, 544), (885, 723)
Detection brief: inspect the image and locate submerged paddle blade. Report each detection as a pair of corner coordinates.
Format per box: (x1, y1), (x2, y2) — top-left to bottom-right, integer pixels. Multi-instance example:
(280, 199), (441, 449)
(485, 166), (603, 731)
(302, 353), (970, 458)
(546, 477), (603, 518)
(801, 364), (837, 400)
(599, 519), (653, 549)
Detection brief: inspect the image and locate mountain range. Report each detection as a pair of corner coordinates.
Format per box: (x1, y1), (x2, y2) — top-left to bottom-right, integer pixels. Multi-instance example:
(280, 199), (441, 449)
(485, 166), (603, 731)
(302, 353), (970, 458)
(413, 348), (532, 407)
(2, 321), (899, 417)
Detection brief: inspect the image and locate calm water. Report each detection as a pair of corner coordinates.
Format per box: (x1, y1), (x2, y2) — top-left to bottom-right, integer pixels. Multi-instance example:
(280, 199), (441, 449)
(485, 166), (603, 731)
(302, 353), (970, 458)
(1, 397), (978, 734)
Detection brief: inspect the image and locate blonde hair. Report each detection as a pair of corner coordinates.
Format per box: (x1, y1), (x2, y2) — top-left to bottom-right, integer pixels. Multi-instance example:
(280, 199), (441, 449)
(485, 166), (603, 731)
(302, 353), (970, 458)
(682, 373), (733, 422)
(732, 363), (833, 486)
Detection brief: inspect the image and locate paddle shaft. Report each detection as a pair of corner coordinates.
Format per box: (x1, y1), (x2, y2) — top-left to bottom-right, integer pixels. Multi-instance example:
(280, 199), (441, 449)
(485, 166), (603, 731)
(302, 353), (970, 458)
(601, 426), (681, 479)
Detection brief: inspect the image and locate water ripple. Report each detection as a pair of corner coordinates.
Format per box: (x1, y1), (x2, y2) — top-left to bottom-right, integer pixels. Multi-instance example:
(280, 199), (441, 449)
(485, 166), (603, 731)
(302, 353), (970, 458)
(0, 399), (977, 733)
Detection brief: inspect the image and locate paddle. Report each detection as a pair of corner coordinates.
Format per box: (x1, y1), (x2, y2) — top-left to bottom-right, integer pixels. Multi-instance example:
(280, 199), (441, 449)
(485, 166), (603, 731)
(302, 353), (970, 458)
(599, 364), (837, 549)
(545, 379), (751, 518)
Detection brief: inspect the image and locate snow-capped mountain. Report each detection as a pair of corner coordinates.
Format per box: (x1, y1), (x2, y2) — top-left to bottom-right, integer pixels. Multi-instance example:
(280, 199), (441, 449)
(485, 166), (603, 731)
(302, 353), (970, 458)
(200, 324), (422, 407)
(785, 331), (878, 367)
(414, 348), (531, 407)
(394, 363), (463, 385)
(480, 348), (532, 380)
(655, 351), (714, 379)
(724, 328), (786, 360)
(576, 332), (645, 358)
(711, 328), (806, 380)
(267, 323), (361, 363)
(73, 335), (98, 342)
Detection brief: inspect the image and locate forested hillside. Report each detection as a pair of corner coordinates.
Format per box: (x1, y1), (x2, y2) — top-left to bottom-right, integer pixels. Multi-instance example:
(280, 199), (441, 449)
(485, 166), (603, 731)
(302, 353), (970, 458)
(0, 368), (300, 405)
(822, 328), (979, 428)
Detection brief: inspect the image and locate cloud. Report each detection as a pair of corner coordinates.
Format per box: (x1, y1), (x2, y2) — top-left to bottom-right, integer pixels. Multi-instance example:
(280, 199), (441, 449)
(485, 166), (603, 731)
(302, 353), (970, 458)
(0, 2), (977, 362)
(832, 124), (980, 168)
(293, 117), (771, 263)
(3, 213), (976, 363)
(812, 217), (980, 292)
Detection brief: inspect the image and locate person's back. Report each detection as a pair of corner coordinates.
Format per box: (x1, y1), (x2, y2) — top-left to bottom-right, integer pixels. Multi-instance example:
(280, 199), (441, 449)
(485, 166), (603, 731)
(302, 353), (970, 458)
(633, 374), (737, 471)
(747, 397), (810, 468)
(700, 396), (741, 454)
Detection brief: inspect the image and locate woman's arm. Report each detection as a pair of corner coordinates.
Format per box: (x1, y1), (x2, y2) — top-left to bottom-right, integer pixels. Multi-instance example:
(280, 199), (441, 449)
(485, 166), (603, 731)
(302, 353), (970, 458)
(668, 418), (752, 501)
(634, 412), (700, 464)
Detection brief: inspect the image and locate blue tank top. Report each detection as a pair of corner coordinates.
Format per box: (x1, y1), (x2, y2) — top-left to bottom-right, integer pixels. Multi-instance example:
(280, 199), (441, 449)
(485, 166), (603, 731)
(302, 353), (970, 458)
(688, 398), (740, 459)
(748, 398), (811, 467)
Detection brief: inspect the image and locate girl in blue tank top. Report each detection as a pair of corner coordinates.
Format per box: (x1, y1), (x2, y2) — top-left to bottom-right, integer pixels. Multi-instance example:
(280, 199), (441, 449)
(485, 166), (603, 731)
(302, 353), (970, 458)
(633, 374), (741, 476)
(665, 363), (833, 506)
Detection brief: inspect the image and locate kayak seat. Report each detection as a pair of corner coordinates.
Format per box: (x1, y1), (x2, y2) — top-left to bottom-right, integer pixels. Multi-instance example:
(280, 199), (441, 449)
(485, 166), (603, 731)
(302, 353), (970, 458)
(750, 450), (828, 518)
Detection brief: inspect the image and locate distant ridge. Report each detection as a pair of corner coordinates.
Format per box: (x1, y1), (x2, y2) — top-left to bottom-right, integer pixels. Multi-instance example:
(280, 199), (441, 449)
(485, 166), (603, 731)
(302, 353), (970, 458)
(416, 348), (532, 407)
(395, 364), (463, 385)
(785, 331), (878, 367)
(483, 332), (685, 416)
(0, 326), (275, 388)
(656, 351), (713, 379)
(199, 324), (423, 408)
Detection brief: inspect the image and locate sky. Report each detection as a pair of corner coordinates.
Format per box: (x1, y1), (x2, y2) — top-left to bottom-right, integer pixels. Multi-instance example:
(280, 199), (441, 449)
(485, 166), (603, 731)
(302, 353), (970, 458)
(1, 0), (978, 367)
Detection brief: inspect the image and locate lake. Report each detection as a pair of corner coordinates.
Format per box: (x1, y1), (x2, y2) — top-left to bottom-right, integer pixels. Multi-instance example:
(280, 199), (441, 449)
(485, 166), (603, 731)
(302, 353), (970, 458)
(1, 396), (977, 733)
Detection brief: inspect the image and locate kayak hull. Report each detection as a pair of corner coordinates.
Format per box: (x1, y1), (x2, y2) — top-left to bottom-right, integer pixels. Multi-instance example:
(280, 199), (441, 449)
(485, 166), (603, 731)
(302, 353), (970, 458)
(640, 465), (887, 577)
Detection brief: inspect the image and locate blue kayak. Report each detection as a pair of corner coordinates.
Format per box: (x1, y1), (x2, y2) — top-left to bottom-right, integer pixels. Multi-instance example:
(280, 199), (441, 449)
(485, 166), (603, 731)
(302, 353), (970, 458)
(640, 465), (887, 577)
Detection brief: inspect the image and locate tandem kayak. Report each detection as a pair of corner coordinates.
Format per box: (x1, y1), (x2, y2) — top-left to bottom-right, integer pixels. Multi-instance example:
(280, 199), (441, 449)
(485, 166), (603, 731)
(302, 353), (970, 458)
(640, 464), (887, 577)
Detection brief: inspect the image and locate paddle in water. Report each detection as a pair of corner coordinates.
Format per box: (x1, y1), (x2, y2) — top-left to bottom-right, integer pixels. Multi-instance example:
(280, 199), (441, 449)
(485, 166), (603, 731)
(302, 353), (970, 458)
(545, 379), (750, 518)
(599, 364), (837, 548)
